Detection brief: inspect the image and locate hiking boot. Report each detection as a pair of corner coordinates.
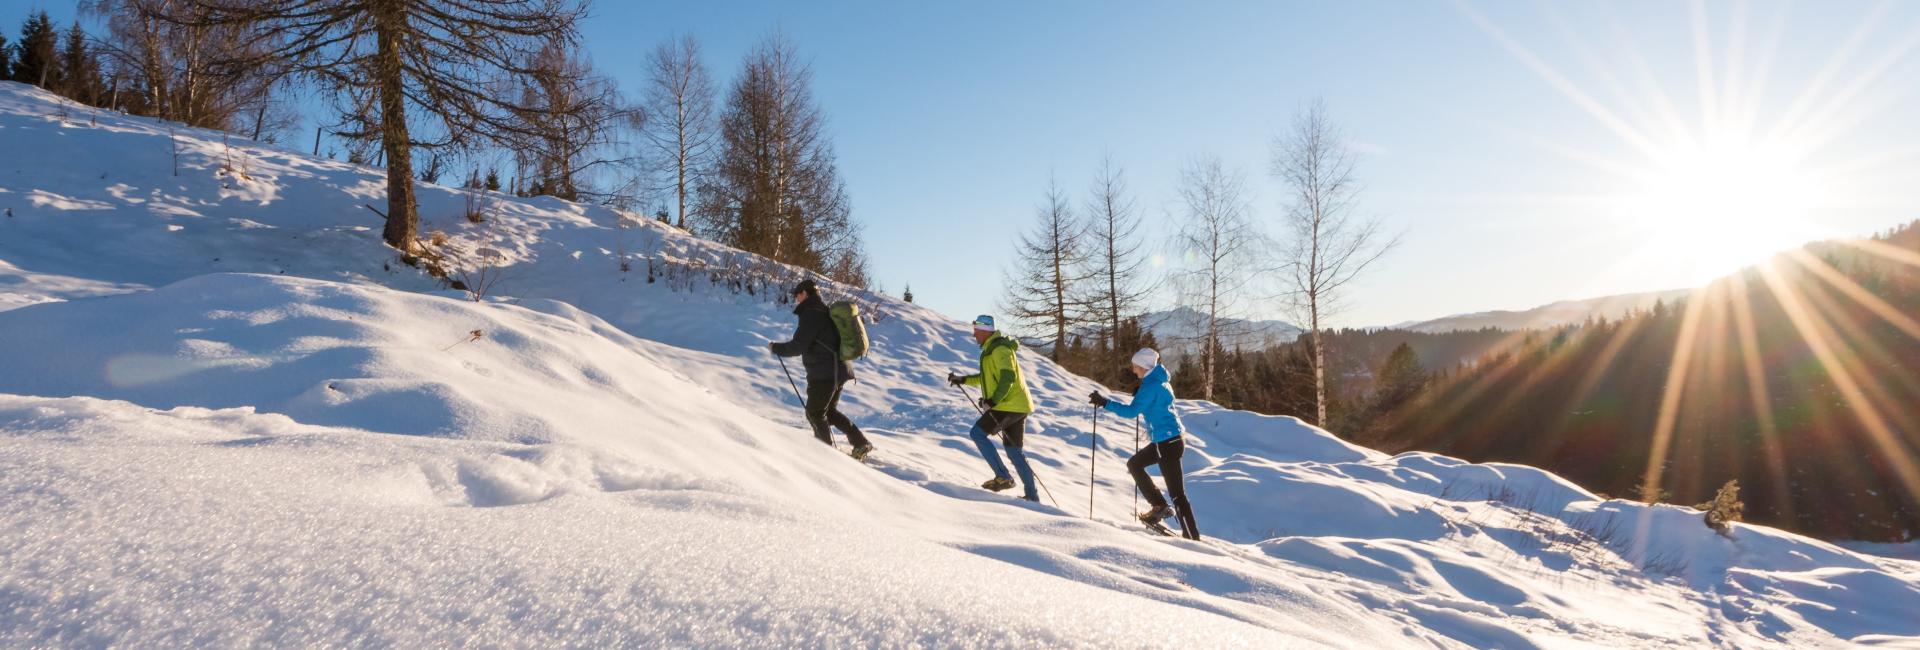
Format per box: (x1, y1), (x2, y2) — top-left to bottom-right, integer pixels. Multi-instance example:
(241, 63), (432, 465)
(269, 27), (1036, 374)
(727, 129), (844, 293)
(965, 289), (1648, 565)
(1138, 505), (1175, 525)
(981, 476), (1016, 492)
(850, 444), (874, 461)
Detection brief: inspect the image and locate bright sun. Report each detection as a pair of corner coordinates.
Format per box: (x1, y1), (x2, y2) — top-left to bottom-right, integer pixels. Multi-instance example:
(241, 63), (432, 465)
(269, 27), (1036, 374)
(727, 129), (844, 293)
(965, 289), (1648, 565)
(1626, 134), (1829, 283)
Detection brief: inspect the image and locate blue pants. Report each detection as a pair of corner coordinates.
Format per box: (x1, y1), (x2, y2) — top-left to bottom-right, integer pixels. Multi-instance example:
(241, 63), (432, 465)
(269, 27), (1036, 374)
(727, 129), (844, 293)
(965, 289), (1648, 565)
(970, 411), (1037, 501)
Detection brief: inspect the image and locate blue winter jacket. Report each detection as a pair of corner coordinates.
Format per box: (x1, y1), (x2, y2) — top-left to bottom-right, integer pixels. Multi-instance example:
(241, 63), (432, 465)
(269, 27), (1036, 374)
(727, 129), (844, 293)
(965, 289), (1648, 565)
(1102, 364), (1184, 443)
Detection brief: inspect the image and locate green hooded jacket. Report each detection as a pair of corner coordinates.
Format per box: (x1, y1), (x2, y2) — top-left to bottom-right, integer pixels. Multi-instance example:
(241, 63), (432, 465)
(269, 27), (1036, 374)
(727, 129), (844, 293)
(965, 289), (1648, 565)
(961, 332), (1033, 414)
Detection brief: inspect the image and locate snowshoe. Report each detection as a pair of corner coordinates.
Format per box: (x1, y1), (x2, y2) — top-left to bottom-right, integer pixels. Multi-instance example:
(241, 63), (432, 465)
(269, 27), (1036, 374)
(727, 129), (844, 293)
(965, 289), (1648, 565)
(850, 444), (874, 461)
(981, 476), (1016, 492)
(1137, 505), (1175, 526)
(1143, 520), (1177, 537)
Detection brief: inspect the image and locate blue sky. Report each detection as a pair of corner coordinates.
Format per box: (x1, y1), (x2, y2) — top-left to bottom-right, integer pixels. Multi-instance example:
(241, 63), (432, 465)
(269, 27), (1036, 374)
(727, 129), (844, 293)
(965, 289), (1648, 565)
(12, 1), (1920, 329)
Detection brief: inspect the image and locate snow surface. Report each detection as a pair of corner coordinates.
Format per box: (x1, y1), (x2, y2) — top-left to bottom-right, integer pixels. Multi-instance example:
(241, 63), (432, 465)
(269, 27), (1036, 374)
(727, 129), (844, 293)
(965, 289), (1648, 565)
(4, 81), (1920, 648)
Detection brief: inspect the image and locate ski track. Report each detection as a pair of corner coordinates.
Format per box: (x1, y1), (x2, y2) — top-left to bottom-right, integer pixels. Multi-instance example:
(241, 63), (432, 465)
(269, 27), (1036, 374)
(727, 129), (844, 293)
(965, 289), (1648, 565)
(2, 81), (1918, 648)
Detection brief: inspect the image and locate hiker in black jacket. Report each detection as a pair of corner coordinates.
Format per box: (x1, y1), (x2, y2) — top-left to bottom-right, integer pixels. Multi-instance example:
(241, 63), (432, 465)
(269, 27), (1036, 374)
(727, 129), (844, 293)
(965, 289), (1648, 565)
(770, 279), (874, 459)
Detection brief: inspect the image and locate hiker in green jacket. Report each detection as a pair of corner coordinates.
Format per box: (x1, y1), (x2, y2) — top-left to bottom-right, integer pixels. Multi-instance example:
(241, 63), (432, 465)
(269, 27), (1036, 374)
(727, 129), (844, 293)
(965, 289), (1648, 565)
(946, 315), (1039, 502)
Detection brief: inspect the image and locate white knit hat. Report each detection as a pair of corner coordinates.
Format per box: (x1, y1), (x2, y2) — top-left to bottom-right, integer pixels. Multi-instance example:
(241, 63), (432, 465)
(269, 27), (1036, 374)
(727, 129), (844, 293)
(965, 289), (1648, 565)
(1131, 347), (1159, 370)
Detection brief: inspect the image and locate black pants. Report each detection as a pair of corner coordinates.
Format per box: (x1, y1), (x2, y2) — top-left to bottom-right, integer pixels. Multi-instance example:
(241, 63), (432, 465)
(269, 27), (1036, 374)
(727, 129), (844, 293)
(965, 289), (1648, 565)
(805, 379), (869, 447)
(1128, 437), (1200, 540)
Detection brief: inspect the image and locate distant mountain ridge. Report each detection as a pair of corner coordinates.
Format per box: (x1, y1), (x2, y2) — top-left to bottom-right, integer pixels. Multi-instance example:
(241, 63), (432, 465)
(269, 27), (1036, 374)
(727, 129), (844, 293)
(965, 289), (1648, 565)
(1394, 289), (1693, 333)
(1140, 306), (1302, 352)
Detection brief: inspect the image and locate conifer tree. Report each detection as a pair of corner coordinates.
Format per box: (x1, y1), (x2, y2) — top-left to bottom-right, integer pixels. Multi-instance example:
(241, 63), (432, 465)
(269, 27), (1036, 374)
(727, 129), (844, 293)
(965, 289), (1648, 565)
(148, 0), (591, 254)
(1002, 179), (1091, 361)
(59, 23), (104, 106)
(12, 12), (59, 89)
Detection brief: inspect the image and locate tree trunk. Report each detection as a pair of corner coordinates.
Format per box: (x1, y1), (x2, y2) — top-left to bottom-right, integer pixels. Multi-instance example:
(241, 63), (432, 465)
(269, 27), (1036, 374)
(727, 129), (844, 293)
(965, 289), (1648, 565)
(676, 103), (688, 230)
(1053, 248), (1066, 362)
(1311, 307), (1327, 426)
(372, 0), (417, 252)
(1309, 191), (1327, 426)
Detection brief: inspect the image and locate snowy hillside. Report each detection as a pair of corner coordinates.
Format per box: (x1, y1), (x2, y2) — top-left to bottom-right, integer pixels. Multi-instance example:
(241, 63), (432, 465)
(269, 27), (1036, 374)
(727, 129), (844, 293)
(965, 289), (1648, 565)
(3, 81), (1919, 648)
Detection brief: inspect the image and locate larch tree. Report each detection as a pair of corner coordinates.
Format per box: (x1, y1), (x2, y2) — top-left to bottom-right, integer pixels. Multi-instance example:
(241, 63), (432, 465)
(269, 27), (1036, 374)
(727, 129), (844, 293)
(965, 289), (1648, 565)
(1002, 179), (1092, 362)
(507, 36), (637, 205)
(146, 0), (589, 255)
(640, 34), (717, 231)
(1080, 156), (1153, 384)
(1271, 100), (1397, 427)
(696, 32), (867, 286)
(1172, 155), (1259, 402)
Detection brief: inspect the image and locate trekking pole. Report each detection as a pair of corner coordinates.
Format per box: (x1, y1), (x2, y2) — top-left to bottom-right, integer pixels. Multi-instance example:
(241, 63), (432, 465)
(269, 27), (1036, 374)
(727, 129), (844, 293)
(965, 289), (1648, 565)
(775, 354), (806, 407)
(953, 381), (1059, 510)
(1088, 407), (1100, 519)
(1132, 418), (1142, 515)
(954, 382), (985, 416)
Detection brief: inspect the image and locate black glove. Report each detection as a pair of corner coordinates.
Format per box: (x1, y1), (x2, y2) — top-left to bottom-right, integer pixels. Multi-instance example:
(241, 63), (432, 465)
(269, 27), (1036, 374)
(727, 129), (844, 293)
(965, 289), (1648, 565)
(980, 397), (996, 410)
(767, 341), (779, 353)
(1089, 392), (1108, 407)
(947, 373), (965, 387)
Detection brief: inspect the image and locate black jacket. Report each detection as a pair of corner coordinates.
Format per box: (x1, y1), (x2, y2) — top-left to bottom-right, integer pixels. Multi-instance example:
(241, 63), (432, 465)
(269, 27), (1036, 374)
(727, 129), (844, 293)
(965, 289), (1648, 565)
(773, 295), (854, 383)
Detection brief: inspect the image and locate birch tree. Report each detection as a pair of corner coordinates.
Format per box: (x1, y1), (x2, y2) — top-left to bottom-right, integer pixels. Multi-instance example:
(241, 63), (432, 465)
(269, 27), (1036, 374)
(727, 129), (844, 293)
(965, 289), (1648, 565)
(507, 37), (637, 205)
(640, 34), (717, 230)
(1272, 101), (1397, 426)
(1172, 155), (1258, 402)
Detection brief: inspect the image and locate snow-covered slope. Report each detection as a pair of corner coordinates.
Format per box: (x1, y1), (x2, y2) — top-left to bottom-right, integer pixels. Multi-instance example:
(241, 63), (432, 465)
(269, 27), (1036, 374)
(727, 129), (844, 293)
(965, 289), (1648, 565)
(4, 81), (1919, 648)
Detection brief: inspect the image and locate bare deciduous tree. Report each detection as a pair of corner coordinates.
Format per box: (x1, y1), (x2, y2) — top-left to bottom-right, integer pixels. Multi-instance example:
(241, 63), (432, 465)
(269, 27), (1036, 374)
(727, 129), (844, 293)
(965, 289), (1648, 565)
(508, 37), (638, 205)
(696, 32), (867, 286)
(1271, 100), (1398, 426)
(1002, 178), (1091, 362)
(85, 1), (284, 131)
(641, 34), (717, 230)
(147, 0), (588, 256)
(1080, 156), (1153, 380)
(1172, 155), (1259, 402)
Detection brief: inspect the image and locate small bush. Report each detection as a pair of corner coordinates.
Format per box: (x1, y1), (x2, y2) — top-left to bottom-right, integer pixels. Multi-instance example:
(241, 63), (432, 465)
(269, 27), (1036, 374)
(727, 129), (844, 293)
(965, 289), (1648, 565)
(1636, 480), (1671, 504)
(1695, 480), (1744, 536)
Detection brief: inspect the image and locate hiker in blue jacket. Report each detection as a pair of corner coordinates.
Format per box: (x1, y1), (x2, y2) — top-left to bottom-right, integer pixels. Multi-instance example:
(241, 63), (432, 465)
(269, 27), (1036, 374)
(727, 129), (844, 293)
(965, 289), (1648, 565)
(1090, 348), (1200, 540)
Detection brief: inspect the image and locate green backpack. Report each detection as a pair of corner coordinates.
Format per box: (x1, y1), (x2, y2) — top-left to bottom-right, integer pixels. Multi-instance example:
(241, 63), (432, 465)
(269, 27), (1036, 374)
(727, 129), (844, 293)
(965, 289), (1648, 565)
(828, 301), (869, 361)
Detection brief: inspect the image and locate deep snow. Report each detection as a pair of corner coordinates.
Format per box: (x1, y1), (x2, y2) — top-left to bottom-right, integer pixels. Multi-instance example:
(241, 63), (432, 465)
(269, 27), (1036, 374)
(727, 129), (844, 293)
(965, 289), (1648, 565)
(3, 81), (1919, 648)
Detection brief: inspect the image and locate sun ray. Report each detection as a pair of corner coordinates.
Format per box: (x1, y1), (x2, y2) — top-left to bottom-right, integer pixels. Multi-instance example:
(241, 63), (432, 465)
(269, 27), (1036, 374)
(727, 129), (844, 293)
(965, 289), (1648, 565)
(1452, 0), (1667, 160)
(1631, 287), (1712, 561)
(1764, 1), (1896, 142)
(1755, 261), (1920, 502)
(1730, 0), (1793, 136)
(1840, 238), (1920, 271)
(1558, 309), (1656, 426)
(1777, 254), (1920, 408)
(1777, 19), (1920, 147)
(1690, 0), (1722, 128)
(1539, 4), (1683, 144)
(1783, 248), (1920, 341)
(1602, 11), (1697, 145)
(1720, 0), (1748, 125)
(1638, 288), (1711, 497)
(1726, 271), (1794, 524)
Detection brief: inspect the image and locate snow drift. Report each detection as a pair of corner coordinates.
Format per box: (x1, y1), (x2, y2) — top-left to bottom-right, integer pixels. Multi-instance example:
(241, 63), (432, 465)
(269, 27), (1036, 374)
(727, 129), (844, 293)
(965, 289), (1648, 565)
(3, 81), (1919, 648)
